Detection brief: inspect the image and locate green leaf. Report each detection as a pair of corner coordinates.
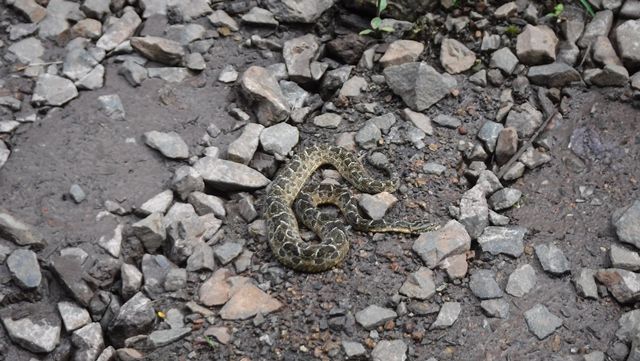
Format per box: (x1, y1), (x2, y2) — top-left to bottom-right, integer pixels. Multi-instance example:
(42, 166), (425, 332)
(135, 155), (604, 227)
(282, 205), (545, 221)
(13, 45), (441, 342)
(371, 17), (382, 30)
(378, 0), (388, 13)
(359, 29), (374, 35)
(578, 0), (596, 16)
(380, 26), (395, 32)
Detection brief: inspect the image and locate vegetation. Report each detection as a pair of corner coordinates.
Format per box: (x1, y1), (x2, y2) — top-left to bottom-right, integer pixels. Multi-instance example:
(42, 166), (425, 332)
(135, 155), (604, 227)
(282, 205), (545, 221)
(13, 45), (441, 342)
(359, 0), (395, 36)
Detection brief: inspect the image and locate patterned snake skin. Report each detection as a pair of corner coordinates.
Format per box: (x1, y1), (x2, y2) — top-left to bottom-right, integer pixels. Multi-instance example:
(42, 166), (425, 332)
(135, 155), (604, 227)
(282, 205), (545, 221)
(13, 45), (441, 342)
(264, 144), (437, 272)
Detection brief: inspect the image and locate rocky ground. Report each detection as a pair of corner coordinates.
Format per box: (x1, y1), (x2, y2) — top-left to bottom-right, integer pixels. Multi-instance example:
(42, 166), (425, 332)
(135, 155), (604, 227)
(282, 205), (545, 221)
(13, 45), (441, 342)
(0, 0), (639, 360)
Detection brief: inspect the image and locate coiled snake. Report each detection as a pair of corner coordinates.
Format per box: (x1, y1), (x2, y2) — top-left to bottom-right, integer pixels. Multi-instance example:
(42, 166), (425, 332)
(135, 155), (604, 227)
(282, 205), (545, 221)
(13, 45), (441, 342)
(265, 144), (437, 272)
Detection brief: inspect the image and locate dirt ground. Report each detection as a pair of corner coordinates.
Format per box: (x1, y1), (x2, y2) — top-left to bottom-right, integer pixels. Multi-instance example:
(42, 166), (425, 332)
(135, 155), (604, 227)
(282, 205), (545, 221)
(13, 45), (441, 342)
(1, 6), (640, 361)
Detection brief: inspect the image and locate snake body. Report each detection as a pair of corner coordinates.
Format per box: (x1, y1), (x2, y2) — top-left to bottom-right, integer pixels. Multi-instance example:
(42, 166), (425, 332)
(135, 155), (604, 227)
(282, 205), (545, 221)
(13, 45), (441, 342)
(265, 144), (436, 272)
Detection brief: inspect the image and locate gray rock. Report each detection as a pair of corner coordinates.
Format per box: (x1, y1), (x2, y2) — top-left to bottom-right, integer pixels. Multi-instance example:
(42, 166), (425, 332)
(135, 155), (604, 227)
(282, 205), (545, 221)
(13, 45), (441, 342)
(519, 147), (552, 169)
(50, 248), (93, 306)
(578, 10), (613, 48)
(595, 268), (640, 304)
(81, 0), (110, 18)
(260, 122), (299, 157)
(494, 1), (517, 17)
(477, 121), (503, 153)
(584, 351), (605, 361)
(490, 48), (519, 74)
(0, 121), (20, 133)
(402, 108), (433, 135)
(440, 38), (475, 74)
(342, 340), (367, 358)
(208, 10), (239, 31)
(69, 183), (86, 203)
(355, 305), (397, 329)
(266, 0), (334, 23)
(621, 0), (640, 17)
(58, 301), (91, 332)
(399, 267), (436, 300)
(413, 220), (471, 268)
(188, 192), (226, 218)
(130, 36), (184, 66)
(187, 241), (215, 271)
(72, 322), (104, 361)
(131, 212), (166, 253)
(616, 309), (640, 342)
(469, 269), (503, 299)
(481, 33), (501, 51)
(458, 187), (489, 239)
(75, 64), (105, 90)
(505, 264), (537, 297)
(611, 244), (640, 271)
(121, 263), (142, 300)
(614, 200), (640, 248)
(358, 192), (397, 220)
(147, 67), (191, 82)
(489, 188), (522, 211)
(97, 94), (126, 121)
(339, 76), (368, 97)
(528, 62), (581, 87)
(0, 96), (22, 111)
(8, 37), (44, 64)
(63, 48), (99, 81)
(194, 157), (270, 191)
(172, 166), (204, 201)
(585, 64), (629, 87)
(108, 292), (155, 347)
(495, 127), (518, 165)
(218, 65), (238, 83)
(227, 123), (264, 164)
(164, 268), (187, 291)
(240, 66), (290, 126)
(138, 189), (173, 216)
(118, 60), (147, 87)
(535, 244), (570, 275)
(383, 62), (455, 111)
(431, 302), (461, 329)
(480, 299), (510, 319)
(313, 113), (342, 128)
(423, 162), (446, 175)
(593, 36), (623, 66)
(280, 80), (309, 109)
(432, 114), (461, 128)
(96, 7), (142, 51)
(355, 122), (382, 149)
(148, 327), (191, 348)
(185, 53), (205, 71)
(557, 41), (581, 65)
(214, 242), (243, 265)
(372, 340), (407, 361)
(321, 65), (353, 91)
(241, 7), (279, 26)
(525, 304), (563, 340)
(478, 226), (526, 257)
(141, 254), (175, 298)
(32, 74), (78, 107)
(283, 34), (319, 83)
(505, 102), (543, 138)
(489, 210), (510, 226)
(144, 131), (189, 159)
(574, 268), (598, 299)
(1, 316), (60, 353)
(7, 248), (41, 289)
(10, 0), (47, 22)
(516, 25), (558, 65)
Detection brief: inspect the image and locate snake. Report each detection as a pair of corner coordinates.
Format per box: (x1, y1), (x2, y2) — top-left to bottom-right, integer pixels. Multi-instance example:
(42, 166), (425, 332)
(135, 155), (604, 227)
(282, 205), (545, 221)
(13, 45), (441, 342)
(264, 144), (437, 272)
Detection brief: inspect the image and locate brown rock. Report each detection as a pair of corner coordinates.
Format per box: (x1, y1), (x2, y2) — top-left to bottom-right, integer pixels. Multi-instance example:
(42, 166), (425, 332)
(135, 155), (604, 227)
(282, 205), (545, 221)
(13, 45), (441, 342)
(72, 19), (102, 40)
(219, 283), (283, 320)
(440, 253), (468, 279)
(516, 25), (558, 65)
(495, 127), (518, 165)
(11, 0), (46, 23)
(440, 38), (476, 74)
(380, 40), (425, 68)
(326, 33), (373, 64)
(204, 326), (232, 345)
(131, 36), (185, 65)
(198, 268), (233, 306)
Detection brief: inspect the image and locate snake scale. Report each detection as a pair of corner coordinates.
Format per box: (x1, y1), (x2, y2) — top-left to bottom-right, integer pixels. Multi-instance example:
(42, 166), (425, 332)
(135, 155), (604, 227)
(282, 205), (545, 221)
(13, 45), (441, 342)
(265, 144), (437, 272)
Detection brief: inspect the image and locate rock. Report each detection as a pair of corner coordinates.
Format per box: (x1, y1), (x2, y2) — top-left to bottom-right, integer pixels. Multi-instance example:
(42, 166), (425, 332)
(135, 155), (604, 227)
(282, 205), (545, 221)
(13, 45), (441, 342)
(188, 192), (226, 218)
(0, 121), (19, 133)
(72, 322), (104, 361)
(138, 190), (173, 216)
(148, 327), (190, 348)
(557, 41), (581, 65)
(480, 299), (510, 319)
(214, 242), (243, 265)
(574, 268), (598, 299)
(108, 292), (155, 347)
(355, 122), (382, 149)
(611, 244), (640, 271)
(8, 37), (44, 64)
(458, 187), (489, 239)
(227, 123), (264, 164)
(593, 36), (623, 66)
(585, 64), (629, 87)
(172, 166), (204, 201)
(131, 36), (184, 65)
(524, 304), (563, 340)
(477, 121), (503, 153)
(144, 131), (189, 160)
(343, 341), (367, 358)
(478, 226), (526, 257)
(139, 0), (167, 18)
(578, 10), (613, 48)
(260, 122), (299, 157)
(494, 1), (517, 18)
(265, 0), (334, 23)
(584, 352), (605, 361)
(58, 301), (91, 332)
(490, 48), (519, 74)
(119, 60), (147, 86)
(97, 8), (142, 51)
(11, 0), (47, 23)
(359, 192), (397, 220)
(147, 67), (191, 82)
(488, 210), (509, 226)
(440, 253), (468, 279)
(131, 212), (166, 253)
(412, 220), (471, 268)
(0, 142), (10, 169)
(621, 0), (640, 17)
(383, 62), (455, 111)
(199, 268), (233, 306)
(516, 25), (558, 65)
(204, 326), (232, 345)
(535, 243), (571, 275)
(399, 267), (436, 300)
(431, 302), (461, 329)
(326, 33), (371, 65)
(371, 340), (407, 361)
(193, 157), (270, 191)
(218, 64), (238, 83)
(284, 35), (322, 82)
(519, 148), (552, 169)
(432, 114), (461, 128)
(97, 94), (126, 121)
(1, 316), (60, 353)
(321, 65), (353, 91)
(505, 264), (537, 297)
(69, 184), (86, 203)
(7, 248), (41, 289)
(164, 268), (187, 291)
(339, 76), (368, 97)
(32, 74), (78, 107)
(616, 309), (640, 342)
(166, 0), (212, 22)
(380, 40), (424, 67)
(185, 53), (205, 71)
(208, 10), (239, 31)
(481, 34), (501, 52)
(63, 48), (99, 81)
(219, 283), (283, 320)
(614, 200), (640, 249)
(469, 269), (503, 299)
(440, 38), (476, 74)
(528, 62), (581, 87)
(505, 102), (543, 138)
(76, 64), (105, 90)
(240, 66), (290, 126)
(355, 305), (397, 329)
(596, 268), (640, 304)
(402, 108), (433, 135)
(121, 263), (142, 300)
(186, 241), (215, 272)
(313, 113), (342, 128)
(241, 7), (278, 26)
(81, 0), (110, 19)
(51, 248), (94, 306)
(489, 188), (522, 210)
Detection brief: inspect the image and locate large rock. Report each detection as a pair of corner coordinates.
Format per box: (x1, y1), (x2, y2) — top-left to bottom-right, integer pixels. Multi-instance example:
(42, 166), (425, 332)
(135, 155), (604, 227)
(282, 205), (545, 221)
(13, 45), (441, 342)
(516, 25), (558, 65)
(240, 66), (290, 126)
(108, 292), (155, 347)
(131, 36), (185, 65)
(8, 37), (44, 64)
(51, 248), (94, 306)
(412, 220), (471, 268)
(399, 267), (436, 300)
(10, 0), (47, 23)
(227, 123), (264, 164)
(596, 268), (640, 304)
(7, 248), (41, 289)
(380, 40), (425, 68)
(527, 62), (581, 87)
(143, 131), (189, 159)
(383, 62), (455, 111)
(219, 283), (283, 320)
(72, 322), (104, 361)
(615, 20), (640, 72)
(440, 38), (476, 74)
(505, 102), (543, 138)
(1, 316), (61, 353)
(283, 34), (320, 83)
(524, 304), (563, 340)
(96, 7), (141, 51)
(477, 226), (526, 257)
(266, 0), (335, 23)
(32, 74), (78, 107)
(578, 10), (613, 48)
(193, 157), (270, 191)
(0, 209), (45, 247)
